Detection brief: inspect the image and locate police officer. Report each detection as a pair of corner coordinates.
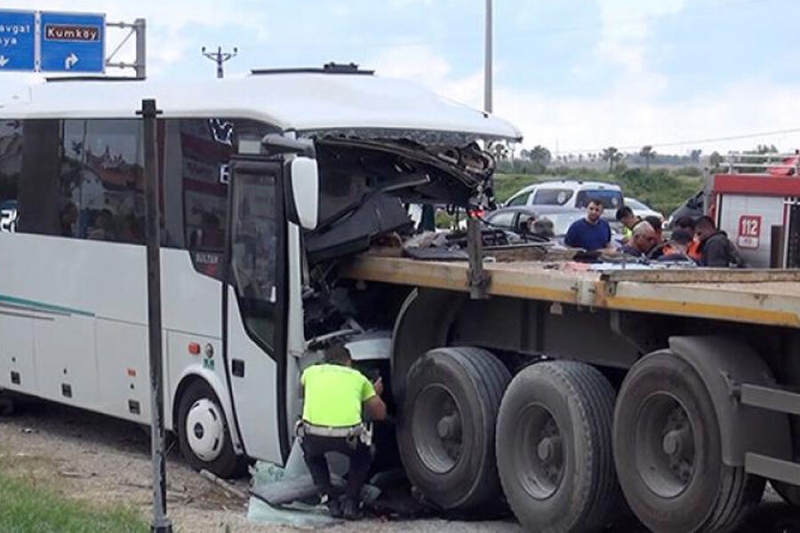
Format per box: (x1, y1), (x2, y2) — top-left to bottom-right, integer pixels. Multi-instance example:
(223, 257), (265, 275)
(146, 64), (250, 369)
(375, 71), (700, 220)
(300, 345), (387, 520)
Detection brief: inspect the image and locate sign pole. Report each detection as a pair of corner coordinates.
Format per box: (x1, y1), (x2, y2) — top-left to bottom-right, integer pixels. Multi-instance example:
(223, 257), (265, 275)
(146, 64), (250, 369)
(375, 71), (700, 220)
(139, 98), (172, 533)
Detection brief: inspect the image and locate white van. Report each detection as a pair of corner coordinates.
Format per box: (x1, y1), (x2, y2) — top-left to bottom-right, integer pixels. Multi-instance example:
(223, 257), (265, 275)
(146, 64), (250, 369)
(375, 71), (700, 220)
(504, 180), (623, 213)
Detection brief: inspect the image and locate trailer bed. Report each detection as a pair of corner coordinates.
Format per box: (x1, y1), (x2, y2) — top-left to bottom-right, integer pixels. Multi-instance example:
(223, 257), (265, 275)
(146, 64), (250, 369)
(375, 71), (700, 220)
(343, 254), (800, 328)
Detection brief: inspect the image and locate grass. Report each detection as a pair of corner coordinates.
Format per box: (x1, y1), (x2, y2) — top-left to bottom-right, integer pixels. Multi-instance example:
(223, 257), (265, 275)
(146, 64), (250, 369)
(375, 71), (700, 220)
(0, 470), (148, 533)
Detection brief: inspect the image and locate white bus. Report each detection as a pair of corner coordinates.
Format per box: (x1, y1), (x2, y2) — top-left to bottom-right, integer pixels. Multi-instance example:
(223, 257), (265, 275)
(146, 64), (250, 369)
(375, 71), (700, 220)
(0, 66), (520, 477)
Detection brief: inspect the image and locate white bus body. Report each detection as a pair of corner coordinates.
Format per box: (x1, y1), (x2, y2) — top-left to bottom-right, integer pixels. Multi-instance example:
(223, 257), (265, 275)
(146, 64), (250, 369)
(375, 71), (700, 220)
(0, 69), (520, 476)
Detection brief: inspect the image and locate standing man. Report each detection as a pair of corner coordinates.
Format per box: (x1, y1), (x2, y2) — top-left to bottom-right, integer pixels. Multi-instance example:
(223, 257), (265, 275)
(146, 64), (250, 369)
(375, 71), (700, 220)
(695, 216), (746, 267)
(300, 345), (387, 520)
(615, 205), (641, 243)
(565, 199), (612, 251)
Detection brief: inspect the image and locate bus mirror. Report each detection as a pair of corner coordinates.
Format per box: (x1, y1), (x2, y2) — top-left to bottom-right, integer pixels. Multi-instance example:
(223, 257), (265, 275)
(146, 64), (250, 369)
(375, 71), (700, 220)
(288, 156), (319, 230)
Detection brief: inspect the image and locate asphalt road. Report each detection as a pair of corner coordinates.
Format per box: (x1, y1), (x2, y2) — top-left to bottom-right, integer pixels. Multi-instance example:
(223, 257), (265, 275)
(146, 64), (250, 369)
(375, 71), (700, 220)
(0, 397), (798, 533)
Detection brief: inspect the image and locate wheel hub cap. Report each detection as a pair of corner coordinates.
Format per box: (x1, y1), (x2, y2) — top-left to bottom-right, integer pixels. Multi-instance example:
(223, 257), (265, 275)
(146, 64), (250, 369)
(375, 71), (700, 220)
(411, 385), (464, 474)
(185, 398), (225, 462)
(516, 405), (564, 500)
(636, 394), (697, 498)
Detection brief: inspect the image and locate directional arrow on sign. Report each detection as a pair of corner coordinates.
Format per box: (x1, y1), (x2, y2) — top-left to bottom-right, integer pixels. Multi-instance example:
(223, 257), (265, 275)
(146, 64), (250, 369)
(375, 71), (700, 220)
(0, 56), (9, 68)
(64, 53), (79, 70)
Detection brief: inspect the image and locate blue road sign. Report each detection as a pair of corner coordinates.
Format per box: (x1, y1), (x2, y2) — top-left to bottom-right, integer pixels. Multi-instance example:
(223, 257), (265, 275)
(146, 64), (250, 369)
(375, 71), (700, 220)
(0, 10), (36, 71)
(40, 11), (105, 73)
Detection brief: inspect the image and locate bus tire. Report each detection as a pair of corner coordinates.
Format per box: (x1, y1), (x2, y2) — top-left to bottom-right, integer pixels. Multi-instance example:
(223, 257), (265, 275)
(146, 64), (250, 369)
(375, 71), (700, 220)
(496, 361), (619, 533)
(614, 351), (765, 533)
(397, 346), (511, 515)
(177, 380), (240, 479)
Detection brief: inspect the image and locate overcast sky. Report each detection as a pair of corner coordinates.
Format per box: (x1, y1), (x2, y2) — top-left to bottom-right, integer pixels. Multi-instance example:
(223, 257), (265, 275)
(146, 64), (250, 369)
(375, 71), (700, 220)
(3, 0), (799, 155)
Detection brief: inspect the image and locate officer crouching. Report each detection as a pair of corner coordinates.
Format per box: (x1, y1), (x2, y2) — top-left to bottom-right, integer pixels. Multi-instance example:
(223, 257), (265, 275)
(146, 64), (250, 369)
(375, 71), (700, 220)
(299, 345), (387, 520)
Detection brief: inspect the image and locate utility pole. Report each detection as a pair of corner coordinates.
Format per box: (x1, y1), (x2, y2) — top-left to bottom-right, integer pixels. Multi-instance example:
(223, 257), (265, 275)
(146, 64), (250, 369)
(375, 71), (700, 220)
(201, 46), (238, 78)
(484, 0), (493, 114)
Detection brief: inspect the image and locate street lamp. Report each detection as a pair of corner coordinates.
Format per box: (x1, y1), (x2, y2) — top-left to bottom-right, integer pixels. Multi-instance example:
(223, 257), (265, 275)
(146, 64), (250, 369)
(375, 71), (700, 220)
(201, 46), (238, 79)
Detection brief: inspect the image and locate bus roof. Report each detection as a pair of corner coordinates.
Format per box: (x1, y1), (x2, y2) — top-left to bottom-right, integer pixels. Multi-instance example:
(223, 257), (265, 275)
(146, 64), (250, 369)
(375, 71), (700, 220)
(0, 73), (522, 141)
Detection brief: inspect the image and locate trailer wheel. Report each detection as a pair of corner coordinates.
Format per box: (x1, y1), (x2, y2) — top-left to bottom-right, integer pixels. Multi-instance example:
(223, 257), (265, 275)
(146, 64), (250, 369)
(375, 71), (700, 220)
(496, 361), (619, 533)
(177, 380), (241, 478)
(771, 481), (800, 508)
(614, 351), (765, 533)
(397, 347), (511, 514)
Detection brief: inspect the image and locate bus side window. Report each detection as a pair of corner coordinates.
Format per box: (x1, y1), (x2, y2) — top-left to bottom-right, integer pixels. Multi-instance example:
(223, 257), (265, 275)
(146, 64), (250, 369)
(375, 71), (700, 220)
(0, 119), (22, 233)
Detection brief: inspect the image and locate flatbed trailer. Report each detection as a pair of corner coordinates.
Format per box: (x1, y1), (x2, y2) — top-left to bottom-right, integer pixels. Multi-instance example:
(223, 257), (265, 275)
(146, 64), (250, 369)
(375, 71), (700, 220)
(345, 255), (800, 327)
(340, 252), (800, 533)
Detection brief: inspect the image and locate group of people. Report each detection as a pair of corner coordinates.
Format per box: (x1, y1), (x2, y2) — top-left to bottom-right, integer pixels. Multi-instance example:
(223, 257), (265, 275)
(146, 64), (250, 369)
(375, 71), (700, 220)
(563, 198), (745, 267)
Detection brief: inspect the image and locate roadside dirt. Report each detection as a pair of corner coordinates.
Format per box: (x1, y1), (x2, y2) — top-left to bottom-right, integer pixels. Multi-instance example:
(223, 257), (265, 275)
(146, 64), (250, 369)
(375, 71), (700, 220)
(0, 397), (519, 533)
(0, 396), (798, 533)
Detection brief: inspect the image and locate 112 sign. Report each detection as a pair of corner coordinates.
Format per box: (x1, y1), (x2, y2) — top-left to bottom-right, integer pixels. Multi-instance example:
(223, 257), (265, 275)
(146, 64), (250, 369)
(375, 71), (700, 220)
(737, 215), (761, 249)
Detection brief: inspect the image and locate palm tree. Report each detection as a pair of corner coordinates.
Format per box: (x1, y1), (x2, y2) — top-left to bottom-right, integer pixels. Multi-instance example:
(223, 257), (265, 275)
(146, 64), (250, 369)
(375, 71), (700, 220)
(491, 142), (509, 161)
(601, 146), (622, 172)
(639, 145), (656, 169)
(528, 145), (552, 166)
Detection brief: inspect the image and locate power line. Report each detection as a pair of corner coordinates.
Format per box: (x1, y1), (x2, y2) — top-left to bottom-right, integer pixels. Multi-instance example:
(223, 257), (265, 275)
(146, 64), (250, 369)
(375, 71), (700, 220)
(562, 127), (800, 155)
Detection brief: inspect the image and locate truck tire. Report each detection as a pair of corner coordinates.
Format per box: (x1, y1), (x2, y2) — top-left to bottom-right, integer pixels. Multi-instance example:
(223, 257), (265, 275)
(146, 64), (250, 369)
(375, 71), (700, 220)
(614, 351), (765, 533)
(771, 481), (800, 508)
(397, 346), (511, 514)
(496, 361), (619, 533)
(177, 380), (241, 479)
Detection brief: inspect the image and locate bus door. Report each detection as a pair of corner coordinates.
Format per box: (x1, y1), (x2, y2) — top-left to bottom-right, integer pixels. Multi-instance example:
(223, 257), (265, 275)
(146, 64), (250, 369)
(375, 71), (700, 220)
(223, 157), (289, 464)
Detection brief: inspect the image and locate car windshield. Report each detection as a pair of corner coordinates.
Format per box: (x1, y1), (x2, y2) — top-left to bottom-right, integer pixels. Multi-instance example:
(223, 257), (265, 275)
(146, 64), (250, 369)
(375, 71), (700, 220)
(575, 189), (623, 210)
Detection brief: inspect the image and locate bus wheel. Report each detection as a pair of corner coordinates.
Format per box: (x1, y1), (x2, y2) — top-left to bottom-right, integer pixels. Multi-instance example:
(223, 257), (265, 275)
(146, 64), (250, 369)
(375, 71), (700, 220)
(397, 347), (511, 515)
(496, 361), (619, 533)
(177, 380), (240, 478)
(614, 351), (765, 533)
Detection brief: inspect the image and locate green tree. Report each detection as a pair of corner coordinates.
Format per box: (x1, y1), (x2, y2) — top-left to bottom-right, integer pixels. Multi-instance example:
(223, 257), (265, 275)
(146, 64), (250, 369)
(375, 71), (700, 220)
(639, 145), (656, 169)
(709, 151), (723, 168)
(527, 144), (552, 167)
(601, 146), (622, 172)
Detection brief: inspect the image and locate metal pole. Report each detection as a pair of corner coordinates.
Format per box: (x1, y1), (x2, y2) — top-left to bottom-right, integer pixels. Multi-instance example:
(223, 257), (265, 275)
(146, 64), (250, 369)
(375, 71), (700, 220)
(135, 18), (146, 79)
(467, 216), (489, 299)
(216, 46), (223, 79)
(139, 99), (172, 533)
(484, 0), (493, 114)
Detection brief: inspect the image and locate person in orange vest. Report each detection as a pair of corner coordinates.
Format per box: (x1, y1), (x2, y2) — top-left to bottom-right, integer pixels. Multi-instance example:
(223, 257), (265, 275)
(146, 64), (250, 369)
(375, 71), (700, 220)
(672, 216), (701, 261)
(300, 345), (387, 520)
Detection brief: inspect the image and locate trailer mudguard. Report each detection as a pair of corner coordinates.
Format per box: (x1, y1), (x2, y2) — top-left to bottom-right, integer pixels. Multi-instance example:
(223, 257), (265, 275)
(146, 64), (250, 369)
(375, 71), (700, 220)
(669, 336), (791, 467)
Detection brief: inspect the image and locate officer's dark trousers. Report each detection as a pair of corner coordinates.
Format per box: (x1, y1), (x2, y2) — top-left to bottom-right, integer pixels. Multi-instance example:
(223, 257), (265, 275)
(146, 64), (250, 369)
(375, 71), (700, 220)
(301, 434), (372, 502)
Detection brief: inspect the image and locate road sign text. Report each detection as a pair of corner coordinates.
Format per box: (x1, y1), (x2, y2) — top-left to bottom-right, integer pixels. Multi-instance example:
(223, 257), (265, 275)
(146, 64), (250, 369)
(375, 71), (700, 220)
(44, 24), (100, 42)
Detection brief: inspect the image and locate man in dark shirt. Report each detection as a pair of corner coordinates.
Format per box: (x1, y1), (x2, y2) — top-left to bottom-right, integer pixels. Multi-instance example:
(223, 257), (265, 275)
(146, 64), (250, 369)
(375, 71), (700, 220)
(695, 216), (745, 267)
(565, 199), (612, 251)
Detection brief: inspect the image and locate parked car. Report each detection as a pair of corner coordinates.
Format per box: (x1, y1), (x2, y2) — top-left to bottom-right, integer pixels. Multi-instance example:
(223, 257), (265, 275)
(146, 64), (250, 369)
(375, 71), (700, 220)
(484, 205), (603, 244)
(504, 180), (623, 212)
(624, 197), (663, 221)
